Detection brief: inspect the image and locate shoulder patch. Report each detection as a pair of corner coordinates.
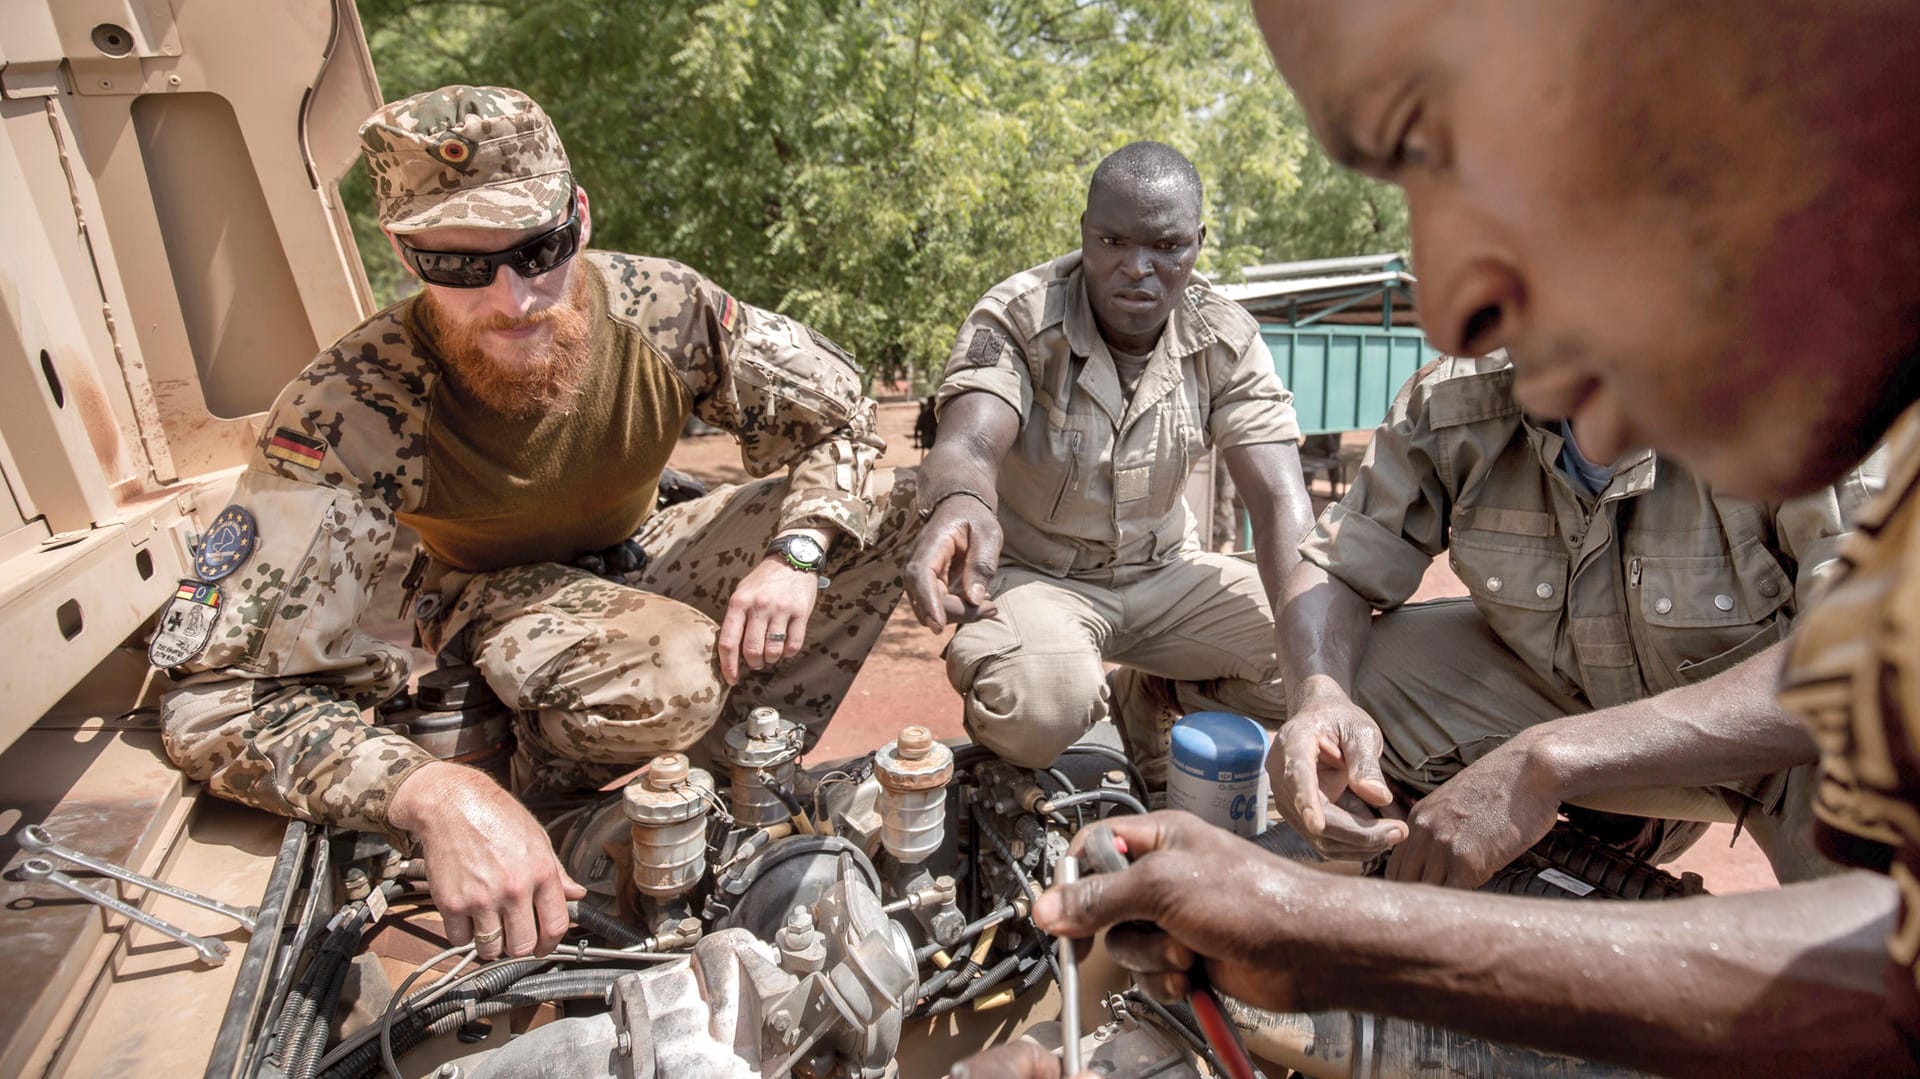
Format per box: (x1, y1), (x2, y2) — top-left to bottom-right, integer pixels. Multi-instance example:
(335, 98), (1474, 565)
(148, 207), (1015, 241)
(266, 427), (327, 470)
(965, 326), (1005, 368)
(148, 580), (221, 668)
(194, 504), (258, 582)
(717, 291), (740, 333)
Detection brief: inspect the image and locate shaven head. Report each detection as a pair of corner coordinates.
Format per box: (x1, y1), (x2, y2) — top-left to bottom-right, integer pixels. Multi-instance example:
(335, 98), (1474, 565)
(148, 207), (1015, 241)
(1088, 141), (1204, 219)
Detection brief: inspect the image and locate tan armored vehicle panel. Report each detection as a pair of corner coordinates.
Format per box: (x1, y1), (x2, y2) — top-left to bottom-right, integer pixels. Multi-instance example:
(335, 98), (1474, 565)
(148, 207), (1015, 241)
(0, 2), (381, 1074)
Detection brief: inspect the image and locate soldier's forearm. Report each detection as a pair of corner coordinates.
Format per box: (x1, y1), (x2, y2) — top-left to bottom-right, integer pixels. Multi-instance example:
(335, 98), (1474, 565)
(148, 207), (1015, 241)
(1283, 871), (1907, 1077)
(1518, 641), (1813, 800)
(161, 679), (435, 843)
(1278, 560), (1376, 712)
(917, 391), (1020, 511)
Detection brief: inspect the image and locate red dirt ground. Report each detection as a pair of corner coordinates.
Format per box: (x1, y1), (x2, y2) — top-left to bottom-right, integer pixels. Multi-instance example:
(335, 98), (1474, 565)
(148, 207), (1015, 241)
(668, 402), (1777, 895)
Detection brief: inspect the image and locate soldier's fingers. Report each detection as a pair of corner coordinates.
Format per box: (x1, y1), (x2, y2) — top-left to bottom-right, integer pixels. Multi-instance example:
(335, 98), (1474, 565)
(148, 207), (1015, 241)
(534, 874), (571, 956)
(782, 610), (812, 661)
(717, 603), (747, 684)
(501, 899), (539, 959)
(443, 912), (474, 950)
(740, 608), (771, 672)
(904, 535), (960, 632)
(1338, 720), (1393, 808)
(1281, 745), (1329, 836)
(960, 522), (1003, 607)
(1315, 801), (1406, 854)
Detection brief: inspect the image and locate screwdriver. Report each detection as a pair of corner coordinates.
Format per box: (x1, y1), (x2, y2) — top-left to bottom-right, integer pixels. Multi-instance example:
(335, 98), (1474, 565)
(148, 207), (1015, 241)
(1077, 824), (1261, 1079)
(1054, 852), (1083, 1075)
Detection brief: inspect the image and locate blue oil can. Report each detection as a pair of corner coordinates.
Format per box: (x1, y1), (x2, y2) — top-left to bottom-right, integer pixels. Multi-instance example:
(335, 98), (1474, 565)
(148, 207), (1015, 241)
(1167, 711), (1269, 837)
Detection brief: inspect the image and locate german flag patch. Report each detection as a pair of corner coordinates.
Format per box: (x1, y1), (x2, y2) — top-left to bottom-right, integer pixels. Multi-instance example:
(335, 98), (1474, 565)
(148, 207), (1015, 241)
(717, 291), (740, 334)
(266, 427), (328, 470)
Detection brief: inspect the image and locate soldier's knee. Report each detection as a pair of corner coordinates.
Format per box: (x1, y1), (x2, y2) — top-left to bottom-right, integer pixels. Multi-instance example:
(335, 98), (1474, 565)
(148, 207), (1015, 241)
(530, 620), (728, 763)
(958, 649), (1105, 769)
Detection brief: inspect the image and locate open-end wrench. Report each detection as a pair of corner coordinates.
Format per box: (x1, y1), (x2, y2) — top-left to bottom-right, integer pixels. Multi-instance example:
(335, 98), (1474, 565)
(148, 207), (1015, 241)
(17, 824), (258, 931)
(20, 857), (230, 966)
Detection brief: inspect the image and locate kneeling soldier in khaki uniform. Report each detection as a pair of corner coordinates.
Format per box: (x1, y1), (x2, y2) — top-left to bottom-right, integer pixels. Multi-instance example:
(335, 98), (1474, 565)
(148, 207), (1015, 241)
(152, 86), (919, 960)
(1275, 352), (1881, 883)
(905, 142), (1314, 780)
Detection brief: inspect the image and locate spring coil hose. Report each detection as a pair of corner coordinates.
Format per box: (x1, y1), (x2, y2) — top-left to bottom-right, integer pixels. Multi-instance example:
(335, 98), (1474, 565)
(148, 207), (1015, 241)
(1481, 822), (1709, 901)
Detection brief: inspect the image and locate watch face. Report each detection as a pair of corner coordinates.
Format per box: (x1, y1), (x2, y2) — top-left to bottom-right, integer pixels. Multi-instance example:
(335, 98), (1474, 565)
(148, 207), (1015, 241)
(787, 535), (825, 565)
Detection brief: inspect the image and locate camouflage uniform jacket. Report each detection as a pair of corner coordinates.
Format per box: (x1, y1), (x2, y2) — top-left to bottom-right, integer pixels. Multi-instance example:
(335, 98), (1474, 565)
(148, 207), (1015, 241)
(1303, 354), (1881, 710)
(157, 251), (884, 838)
(934, 252), (1300, 577)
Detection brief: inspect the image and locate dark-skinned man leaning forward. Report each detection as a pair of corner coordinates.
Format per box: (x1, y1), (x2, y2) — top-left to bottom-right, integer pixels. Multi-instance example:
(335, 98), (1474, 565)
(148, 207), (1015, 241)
(904, 141), (1314, 781)
(973, 3), (1920, 1077)
(154, 86), (920, 964)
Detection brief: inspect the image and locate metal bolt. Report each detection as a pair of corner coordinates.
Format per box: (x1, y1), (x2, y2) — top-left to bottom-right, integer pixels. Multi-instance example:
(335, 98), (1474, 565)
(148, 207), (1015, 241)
(748, 706), (781, 738)
(771, 1009), (791, 1032)
(896, 725), (933, 759)
(646, 753), (689, 789)
(785, 904), (814, 933)
(616, 1031), (632, 1055)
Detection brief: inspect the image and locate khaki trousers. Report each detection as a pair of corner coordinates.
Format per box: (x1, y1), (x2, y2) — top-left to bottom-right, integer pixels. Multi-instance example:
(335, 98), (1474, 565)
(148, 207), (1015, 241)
(424, 468), (920, 797)
(946, 551), (1287, 769)
(1356, 598), (1834, 882)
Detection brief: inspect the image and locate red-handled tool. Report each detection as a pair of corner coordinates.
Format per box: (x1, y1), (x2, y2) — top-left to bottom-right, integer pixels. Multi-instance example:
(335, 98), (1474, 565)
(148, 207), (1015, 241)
(1078, 824), (1261, 1079)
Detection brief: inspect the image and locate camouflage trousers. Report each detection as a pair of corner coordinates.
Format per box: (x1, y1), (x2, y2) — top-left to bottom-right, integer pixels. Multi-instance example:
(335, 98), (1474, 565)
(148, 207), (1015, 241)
(421, 468), (920, 797)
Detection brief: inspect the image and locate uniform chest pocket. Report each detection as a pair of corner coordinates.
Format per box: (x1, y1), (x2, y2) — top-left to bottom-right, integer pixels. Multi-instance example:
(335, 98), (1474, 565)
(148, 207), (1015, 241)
(1634, 541), (1792, 685)
(1451, 534), (1569, 612)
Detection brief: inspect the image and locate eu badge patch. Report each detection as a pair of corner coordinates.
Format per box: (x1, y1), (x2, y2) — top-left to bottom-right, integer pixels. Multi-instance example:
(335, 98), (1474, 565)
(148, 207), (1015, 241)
(195, 504), (258, 582)
(148, 580), (221, 668)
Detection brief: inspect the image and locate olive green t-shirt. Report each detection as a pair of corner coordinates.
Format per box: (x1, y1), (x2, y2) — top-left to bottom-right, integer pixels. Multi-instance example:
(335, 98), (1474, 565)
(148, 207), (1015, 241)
(402, 270), (690, 572)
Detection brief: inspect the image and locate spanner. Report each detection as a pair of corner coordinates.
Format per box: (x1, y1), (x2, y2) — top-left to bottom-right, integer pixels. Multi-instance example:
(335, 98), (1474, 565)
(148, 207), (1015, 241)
(18, 824), (258, 931)
(20, 857), (229, 966)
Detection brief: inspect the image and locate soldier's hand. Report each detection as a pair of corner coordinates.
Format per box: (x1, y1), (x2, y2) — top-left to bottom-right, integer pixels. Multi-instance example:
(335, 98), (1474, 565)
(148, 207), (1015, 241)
(1272, 686), (1408, 859)
(1036, 810), (1311, 1013)
(719, 556), (821, 684)
(389, 761), (586, 960)
(903, 495), (1003, 632)
(947, 1039), (1094, 1079)
(1387, 741), (1561, 888)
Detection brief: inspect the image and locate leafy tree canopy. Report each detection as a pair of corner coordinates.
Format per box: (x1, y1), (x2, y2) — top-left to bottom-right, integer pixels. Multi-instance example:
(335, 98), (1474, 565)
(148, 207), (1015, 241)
(345, 0), (1407, 390)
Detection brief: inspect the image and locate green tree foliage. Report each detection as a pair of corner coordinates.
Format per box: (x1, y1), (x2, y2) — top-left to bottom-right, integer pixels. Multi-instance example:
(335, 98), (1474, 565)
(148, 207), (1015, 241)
(346, 0), (1407, 390)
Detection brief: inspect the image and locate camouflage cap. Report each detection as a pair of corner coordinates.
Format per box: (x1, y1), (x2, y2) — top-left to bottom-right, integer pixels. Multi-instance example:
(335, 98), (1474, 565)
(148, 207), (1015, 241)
(359, 85), (573, 235)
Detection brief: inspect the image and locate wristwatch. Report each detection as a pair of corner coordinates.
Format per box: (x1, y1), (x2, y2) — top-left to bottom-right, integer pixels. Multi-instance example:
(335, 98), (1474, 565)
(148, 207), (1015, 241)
(767, 533), (828, 574)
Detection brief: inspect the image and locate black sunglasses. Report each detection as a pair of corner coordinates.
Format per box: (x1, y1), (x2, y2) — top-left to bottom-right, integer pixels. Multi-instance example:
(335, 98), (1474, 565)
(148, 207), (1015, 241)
(397, 196), (582, 288)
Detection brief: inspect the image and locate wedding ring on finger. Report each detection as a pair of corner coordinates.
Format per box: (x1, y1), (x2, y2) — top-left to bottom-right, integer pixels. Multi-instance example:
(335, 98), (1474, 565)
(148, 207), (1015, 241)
(767, 631), (787, 643)
(472, 926), (504, 945)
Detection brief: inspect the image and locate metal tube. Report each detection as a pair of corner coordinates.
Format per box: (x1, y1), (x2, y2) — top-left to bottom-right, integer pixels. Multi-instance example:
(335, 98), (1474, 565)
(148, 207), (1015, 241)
(1056, 856), (1082, 1075)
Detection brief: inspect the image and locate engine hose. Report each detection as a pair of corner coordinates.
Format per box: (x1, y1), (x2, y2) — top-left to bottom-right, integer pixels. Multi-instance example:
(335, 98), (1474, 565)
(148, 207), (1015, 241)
(1056, 745), (1149, 799)
(317, 957), (552, 1079)
(326, 971), (623, 1079)
(922, 941), (1042, 1016)
(289, 944), (355, 1079)
(1043, 788), (1149, 818)
(272, 911), (367, 1073)
(567, 899), (650, 946)
(1121, 987), (1232, 1077)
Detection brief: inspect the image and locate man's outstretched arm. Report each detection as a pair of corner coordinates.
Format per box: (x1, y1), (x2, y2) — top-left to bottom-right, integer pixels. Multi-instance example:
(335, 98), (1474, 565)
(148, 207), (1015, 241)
(1040, 811), (1913, 1078)
(1391, 640), (1817, 886)
(903, 390), (1021, 630)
